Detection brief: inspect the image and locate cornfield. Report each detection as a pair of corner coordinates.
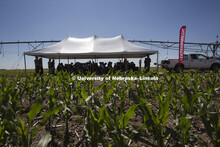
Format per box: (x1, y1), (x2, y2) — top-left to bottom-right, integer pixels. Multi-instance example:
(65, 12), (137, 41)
(0, 70), (219, 146)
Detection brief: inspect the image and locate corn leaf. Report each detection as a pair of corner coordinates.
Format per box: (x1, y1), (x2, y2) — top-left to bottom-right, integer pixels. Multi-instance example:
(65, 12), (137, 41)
(42, 106), (62, 125)
(27, 101), (42, 126)
(120, 104), (138, 129)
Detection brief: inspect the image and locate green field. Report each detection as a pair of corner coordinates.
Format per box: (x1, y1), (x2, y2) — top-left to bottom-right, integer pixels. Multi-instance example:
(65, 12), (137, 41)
(0, 70), (219, 146)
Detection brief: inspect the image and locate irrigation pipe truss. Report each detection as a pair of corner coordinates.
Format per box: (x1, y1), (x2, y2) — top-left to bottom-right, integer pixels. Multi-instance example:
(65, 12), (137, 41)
(0, 39), (220, 57)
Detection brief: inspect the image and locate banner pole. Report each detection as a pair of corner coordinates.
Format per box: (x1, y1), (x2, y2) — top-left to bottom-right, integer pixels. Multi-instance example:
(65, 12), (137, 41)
(179, 26), (186, 66)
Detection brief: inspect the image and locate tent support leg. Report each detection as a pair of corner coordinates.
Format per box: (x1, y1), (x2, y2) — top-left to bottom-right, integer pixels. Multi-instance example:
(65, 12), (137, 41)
(24, 54), (27, 73)
(157, 52), (159, 73)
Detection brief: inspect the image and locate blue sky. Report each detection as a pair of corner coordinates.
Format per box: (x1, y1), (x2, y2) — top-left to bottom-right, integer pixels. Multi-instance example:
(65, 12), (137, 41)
(0, 0), (220, 69)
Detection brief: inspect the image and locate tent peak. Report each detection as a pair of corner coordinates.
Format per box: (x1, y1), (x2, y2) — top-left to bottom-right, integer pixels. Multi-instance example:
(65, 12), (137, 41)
(64, 35), (125, 40)
(64, 35), (71, 40)
(119, 34), (124, 38)
(92, 35), (98, 39)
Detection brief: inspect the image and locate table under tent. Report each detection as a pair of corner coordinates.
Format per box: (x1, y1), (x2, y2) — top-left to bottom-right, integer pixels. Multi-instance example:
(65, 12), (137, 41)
(24, 35), (158, 73)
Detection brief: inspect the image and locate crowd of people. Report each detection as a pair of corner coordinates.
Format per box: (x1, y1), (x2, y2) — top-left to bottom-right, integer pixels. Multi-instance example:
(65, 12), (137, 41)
(34, 56), (151, 75)
(55, 59), (140, 74)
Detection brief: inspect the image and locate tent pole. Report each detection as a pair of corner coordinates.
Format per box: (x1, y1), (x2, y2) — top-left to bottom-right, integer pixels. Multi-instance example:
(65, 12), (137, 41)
(157, 52), (159, 73)
(24, 54), (27, 73)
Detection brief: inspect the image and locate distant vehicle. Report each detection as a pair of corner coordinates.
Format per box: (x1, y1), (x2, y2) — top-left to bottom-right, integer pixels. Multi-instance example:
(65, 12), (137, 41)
(161, 54), (220, 72)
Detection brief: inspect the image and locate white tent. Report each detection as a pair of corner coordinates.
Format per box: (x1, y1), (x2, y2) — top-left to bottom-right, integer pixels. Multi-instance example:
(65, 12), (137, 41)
(24, 35), (159, 70)
(24, 35), (158, 59)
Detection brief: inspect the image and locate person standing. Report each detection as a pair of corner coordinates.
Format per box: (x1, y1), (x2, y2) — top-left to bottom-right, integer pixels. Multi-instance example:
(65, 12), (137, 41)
(48, 59), (55, 74)
(144, 55), (151, 72)
(39, 57), (43, 75)
(139, 59), (142, 71)
(51, 59), (55, 74)
(124, 58), (128, 71)
(34, 56), (40, 74)
(107, 62), (112, 72)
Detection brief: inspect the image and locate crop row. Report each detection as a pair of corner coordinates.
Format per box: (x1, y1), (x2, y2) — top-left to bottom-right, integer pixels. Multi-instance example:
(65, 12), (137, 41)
(0, 71), (219, 146)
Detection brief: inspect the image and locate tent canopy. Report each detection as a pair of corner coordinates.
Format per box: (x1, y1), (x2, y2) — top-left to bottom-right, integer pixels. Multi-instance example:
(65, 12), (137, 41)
(24, 35), (158, 59)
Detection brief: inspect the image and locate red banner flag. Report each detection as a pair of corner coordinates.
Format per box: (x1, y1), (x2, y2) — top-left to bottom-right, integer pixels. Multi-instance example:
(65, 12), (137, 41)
(179, 26), (186, 65)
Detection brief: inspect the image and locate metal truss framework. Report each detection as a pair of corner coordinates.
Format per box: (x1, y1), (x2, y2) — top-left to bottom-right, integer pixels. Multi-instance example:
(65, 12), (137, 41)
(0, 39), (219, 57)
(130, 40), (220, 58)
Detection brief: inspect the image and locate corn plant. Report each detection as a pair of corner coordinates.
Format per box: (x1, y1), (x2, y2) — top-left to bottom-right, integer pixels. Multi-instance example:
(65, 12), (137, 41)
(99, 103), (139, 146)
(0, 75), (19, 145)
(84, 106), (106, 146)
(14, 101), (43, 147)
(198, 73), (220, 146)
(198, 100), (220, 146)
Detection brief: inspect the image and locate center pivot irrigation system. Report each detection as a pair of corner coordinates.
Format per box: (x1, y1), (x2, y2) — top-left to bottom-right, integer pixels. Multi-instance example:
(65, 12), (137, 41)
(0, 38), (220, 59)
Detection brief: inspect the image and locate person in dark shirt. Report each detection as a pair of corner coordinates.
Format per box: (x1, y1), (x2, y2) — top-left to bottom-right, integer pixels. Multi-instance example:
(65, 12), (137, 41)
(34, 56), (40, 74)
(144, 55), (151, 72)
(34, 56), (43, 75)
(39, 57), (43, 75)
(139, 59), (142, 71)
(48, 59), (55, 74)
